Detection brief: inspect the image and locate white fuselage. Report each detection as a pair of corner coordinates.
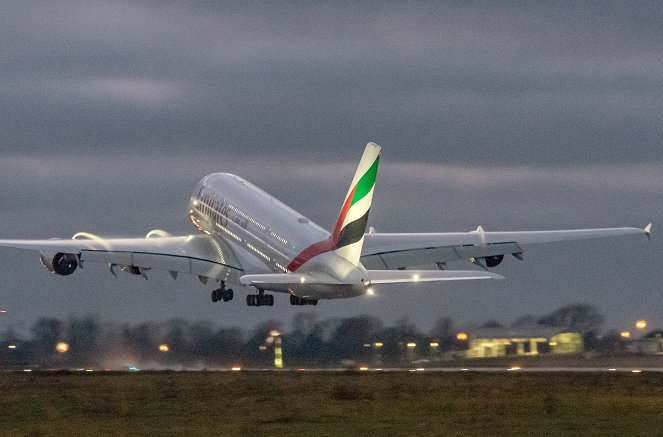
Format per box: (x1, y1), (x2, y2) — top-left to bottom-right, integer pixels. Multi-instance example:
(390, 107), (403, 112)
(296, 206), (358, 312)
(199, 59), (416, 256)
(188, 173), (366, 298)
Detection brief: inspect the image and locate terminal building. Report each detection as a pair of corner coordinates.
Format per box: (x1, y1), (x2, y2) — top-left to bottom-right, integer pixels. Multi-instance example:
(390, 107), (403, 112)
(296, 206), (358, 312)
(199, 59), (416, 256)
(465, 326), (583, 359)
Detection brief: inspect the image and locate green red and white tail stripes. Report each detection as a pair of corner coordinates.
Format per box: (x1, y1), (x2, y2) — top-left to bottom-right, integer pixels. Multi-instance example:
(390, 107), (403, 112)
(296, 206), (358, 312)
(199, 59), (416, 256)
(288, 143), (381, 271)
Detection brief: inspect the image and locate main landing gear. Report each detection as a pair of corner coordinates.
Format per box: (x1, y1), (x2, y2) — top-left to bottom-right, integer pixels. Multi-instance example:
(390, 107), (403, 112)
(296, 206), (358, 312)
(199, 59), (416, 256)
(211, 281), (233, 303)
(290, 295), (318, 306)
(246, 290), (274, 307)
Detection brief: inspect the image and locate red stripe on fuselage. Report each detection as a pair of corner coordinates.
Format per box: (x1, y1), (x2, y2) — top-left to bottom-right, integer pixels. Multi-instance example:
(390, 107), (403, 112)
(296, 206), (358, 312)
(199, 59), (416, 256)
(287, 186), (356, 272)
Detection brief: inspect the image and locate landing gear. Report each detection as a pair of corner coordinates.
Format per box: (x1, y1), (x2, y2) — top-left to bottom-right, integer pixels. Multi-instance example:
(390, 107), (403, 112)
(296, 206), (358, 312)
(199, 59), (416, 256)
(246, 292), (274, 307)
(211, 281), (233, 303)
(290, 295), (318, 306)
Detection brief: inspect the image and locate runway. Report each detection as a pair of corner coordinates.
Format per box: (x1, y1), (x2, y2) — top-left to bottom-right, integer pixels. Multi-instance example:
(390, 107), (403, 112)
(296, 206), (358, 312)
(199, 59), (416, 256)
(6, 366), (663, 373)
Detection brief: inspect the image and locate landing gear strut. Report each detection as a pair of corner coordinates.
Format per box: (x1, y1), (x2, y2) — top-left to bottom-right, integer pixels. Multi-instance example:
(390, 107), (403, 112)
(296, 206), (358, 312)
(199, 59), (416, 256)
(290, 295), (318, 306)
(246, 290), (274, 307)
(211, 281), (234, 303)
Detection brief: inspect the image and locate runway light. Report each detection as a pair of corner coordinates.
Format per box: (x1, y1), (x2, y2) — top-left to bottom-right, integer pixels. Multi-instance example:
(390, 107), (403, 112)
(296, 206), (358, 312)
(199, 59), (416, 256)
(456, 332), (469, 341)
(85, 369), (94, 373)
(0, 310), (7, 314)
(632, 369), (642, 373)
(430, 342), (439, 348)
(620, 331), (631, 338)
(406, 342), (416, 348)
(7, 345), (16, 349)
(231, 366), (242, 371)
(55, 342), (69, 353)
(359, 366), (369, 371)
(374, 342), (383, 348)
(269, 330), (280, 337)
(508, 366), (522, 371)
(636, 320), (647, 330)
(158, 344), (169, 352)
(259, 345), (267, 351)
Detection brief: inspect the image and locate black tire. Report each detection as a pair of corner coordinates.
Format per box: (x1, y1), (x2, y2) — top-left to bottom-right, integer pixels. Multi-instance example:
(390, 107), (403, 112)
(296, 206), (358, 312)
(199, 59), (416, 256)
(268, 295), (274, 306)
(227, 289), (233, 301)
(211, 289), (218, 302)
(246, 295), (253, 306)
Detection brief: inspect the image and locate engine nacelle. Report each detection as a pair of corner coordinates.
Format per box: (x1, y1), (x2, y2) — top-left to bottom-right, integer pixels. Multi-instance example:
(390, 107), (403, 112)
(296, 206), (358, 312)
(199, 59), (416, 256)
(39, 252), (78, 276)
(483, 254), (504, 268)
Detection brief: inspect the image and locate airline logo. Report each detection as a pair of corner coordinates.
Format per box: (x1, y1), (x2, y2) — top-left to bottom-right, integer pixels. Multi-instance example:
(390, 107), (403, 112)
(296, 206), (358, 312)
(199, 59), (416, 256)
(288, 143), (381, 271)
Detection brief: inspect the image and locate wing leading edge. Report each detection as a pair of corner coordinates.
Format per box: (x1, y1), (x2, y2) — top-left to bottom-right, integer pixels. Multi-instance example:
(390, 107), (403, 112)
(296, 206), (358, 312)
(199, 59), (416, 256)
(361, 224), (651, 270)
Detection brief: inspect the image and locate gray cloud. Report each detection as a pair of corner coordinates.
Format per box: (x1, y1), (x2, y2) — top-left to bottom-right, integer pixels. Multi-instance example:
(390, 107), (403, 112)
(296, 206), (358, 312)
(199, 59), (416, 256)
(1, 2), (661, 332)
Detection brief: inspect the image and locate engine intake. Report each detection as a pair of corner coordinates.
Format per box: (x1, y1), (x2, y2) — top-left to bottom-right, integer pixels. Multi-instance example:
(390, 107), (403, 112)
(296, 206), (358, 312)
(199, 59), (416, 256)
(483, 254), (504, 268)
(40, 252), (78, 276)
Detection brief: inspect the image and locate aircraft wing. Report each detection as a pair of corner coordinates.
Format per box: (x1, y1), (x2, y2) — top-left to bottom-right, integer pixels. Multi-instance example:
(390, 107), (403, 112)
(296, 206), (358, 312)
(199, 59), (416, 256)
(0, 234), (243, 282)
(360, 224), (651, 270)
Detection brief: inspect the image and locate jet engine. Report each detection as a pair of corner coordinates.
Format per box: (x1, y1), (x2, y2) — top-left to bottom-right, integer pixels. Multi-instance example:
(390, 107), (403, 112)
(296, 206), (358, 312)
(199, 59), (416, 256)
(39, 252), (78, 276)
(483, 254), (504, 268)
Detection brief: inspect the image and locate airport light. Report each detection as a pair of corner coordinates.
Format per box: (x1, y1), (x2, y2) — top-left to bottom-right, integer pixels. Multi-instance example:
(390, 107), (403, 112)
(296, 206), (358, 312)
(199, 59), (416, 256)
(374, 342), (383, 348)
(7, 345), (16, 349)
(158, 344), (169, 352)
(620, 331), (631, 339)
(456, 332), (469, 341)
(636, 320), (647, 330)
(55, 342), (69, 353)
(406, 342), (416, 348)
(0, 309), (7, 314)
(231, 366), (242, 371)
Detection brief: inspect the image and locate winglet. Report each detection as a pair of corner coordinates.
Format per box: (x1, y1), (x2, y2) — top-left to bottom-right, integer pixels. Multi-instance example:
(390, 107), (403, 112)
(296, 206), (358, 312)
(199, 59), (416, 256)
(644, 223), (652, 241)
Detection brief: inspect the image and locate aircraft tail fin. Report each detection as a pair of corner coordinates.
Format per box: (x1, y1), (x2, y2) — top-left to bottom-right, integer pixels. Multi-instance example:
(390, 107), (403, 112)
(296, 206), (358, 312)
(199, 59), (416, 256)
(287, 142), (381, 272)
(331, 142), (381, 266)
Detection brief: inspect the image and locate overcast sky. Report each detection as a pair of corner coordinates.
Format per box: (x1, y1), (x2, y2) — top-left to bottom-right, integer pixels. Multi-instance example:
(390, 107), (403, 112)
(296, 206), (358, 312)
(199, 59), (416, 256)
(1, 1), (662, 334)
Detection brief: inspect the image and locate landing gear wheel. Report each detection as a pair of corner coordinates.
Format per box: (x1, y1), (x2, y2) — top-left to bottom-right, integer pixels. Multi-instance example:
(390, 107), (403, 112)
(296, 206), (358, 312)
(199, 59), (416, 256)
(223, 289), (234, 302)
(211, 289), (218, 302)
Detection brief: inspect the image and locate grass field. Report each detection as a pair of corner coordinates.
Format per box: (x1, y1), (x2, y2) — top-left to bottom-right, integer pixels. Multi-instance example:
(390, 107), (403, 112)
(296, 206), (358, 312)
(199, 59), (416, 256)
(1, 371), (662, 436)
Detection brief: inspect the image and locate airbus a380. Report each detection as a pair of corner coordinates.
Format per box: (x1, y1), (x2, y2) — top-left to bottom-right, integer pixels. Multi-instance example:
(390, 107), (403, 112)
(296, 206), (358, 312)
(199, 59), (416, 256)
(0, 143), (652, 307)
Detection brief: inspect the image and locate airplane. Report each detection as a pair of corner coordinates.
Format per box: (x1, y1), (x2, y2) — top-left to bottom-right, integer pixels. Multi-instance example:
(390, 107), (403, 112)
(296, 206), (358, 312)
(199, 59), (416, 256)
(0, 143), (652, 307)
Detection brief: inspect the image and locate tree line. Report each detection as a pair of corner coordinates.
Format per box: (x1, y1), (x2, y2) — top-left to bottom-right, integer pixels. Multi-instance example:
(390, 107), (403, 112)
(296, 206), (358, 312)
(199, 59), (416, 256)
(0, 304), (648, 369)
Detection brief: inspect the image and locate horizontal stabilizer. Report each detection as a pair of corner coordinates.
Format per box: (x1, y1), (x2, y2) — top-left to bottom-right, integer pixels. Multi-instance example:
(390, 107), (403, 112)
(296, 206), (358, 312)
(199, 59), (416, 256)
(365, 270), (504, 284)
(240, 269), (504, 288)
(240, 273), (339, 286)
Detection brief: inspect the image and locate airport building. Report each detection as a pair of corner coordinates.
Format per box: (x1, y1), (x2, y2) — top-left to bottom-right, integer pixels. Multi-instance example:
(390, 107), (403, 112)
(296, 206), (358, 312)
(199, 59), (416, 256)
(627, 332), (663, 355)
(465, 326), (583, 359)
